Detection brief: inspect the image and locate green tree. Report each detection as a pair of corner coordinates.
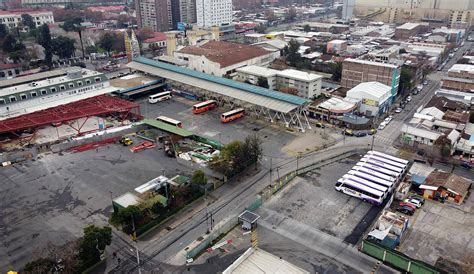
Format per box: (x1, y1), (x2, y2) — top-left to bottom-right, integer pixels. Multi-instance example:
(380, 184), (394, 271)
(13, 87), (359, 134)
(330, 61), (343, 81)
(76, 225), (112, 271)
(303, 24), (311, 33)
(52, 36), (76, 58)
(399, 67), (413, 94)
(0, 23), (9, 39)
(191, 170), (208, 186)
(98, 32), (116, 54)
(257, 76), (269, 88)
(286, 39), (301, 66)
(61, 17), (85, 58)
(85, 45), (97, 54)
(21, 14), (36, 29)
(2, 34), (18, 52)
(24, 257), (55, 273)
(38, 24), (53, 67)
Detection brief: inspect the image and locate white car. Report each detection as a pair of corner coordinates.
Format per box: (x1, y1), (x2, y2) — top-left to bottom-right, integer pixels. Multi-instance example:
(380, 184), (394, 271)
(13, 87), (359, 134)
(404, 198), (422, 208)
(406, 96), (412, 102)
(378, 122), (387, 130)
(395, 107), (402, 113)
(423, 80), (428, 85)
(384, 116), (393, 124)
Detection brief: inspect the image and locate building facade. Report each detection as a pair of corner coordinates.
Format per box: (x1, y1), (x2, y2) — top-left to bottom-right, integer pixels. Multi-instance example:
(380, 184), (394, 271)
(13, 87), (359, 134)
(136, 0), (171, 32)
(341, 58), (401, 100)
(0, 9), (54, 30)
(442, 64), (474, 91)
(345, 81), (392, 117)
(196, 0), (233, 27)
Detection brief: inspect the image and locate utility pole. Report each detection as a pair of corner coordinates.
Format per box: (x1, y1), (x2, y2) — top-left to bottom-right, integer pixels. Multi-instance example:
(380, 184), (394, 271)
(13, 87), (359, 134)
(371, 134), (375, 151)
(131, 215), (141, 274)
(269, 157), (272, 185)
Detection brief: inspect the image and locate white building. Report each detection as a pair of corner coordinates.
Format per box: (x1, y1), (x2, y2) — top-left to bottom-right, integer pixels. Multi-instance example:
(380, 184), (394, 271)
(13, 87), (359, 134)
(236, 65), (323, 99)
(346, 82), (392, 117)
(174, 41), (279, 77)
(0, 9), (54, 30)
(196, 0), (232, 27)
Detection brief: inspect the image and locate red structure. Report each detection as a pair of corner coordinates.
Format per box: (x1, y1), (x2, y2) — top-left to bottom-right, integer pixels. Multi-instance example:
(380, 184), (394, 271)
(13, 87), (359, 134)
(0, 95), (140, 135)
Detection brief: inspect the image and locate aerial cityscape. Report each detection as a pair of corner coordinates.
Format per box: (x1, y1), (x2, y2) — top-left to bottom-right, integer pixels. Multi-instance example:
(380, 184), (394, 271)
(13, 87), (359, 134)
(0, 0), (473, 273)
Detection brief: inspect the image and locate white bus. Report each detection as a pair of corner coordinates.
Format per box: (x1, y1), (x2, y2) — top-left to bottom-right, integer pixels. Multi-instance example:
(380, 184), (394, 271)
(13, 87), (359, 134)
(347, 170), (394, 192)
(149, 91), (172, 103)
(367, 151), (409, 165)
(156, 116), (182, 128)
(351, 166), (397, 183)
(365, 155), (408, 173)
(355, 162), (401, 180)
(335, 179), (384, 205)
(342, 174), (388, 196)
(360, 157), (404, 174)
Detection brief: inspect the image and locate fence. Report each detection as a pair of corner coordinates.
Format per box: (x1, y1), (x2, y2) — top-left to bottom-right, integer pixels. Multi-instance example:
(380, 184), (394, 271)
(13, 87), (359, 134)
(361, 239), (444, 274)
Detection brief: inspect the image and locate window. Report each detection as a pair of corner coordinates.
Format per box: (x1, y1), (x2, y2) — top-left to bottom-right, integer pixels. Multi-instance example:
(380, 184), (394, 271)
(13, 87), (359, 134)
(9, 96), (17, 103)
(0, 99), (5, 104)
(77, 81), (83, 86)
(20, 94), (27, 100)
(60, 85), (65, 90)
(95, 77), (101, 83)
(50, 87), (57, 93)
(40, 89), (47, 95)
(68, 83), (74, 88)
(86, 79), (91, 84)
(31, 92), (37, 97)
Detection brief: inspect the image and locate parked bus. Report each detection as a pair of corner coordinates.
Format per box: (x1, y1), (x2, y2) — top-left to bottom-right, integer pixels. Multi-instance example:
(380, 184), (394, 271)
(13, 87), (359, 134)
(347, 170), (394, 192)
(367, 151), (409, 165)
(156, 116), (182, 128)
(342, 174), (388, 197)
(335, 179), (384, 205)
(351, 166), (397, 183)
(365, 155), (408, 173)
(221, 108), (245, 123)
(149, 91), (172, 103)
(355, 162), (401, 180)
(360, 157), (404, 174)
(193, 100), (217, 114)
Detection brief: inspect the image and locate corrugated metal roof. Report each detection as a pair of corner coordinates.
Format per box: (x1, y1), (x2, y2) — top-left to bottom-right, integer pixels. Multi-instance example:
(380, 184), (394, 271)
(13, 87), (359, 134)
(133, 57), (309, 106)
(142, 118), (194, 137)
(346, 82), (392, 103)
(0, 67), (79, 88)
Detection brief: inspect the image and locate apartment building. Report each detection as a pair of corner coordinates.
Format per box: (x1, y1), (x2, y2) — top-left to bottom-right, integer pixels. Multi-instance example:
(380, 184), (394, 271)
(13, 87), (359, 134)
(341, 58), (400, 99)
(136, 0), (171, 32)
(394, 23), (423, 40)
(0, 8), (54, 30)
(441, 64), (474, 92)
(196, 0), (233, 27)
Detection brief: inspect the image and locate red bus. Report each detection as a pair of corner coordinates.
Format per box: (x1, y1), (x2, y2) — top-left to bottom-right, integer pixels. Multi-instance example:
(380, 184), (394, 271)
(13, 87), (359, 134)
(192, 100), (217, 114)
(221, 108), (245, 123)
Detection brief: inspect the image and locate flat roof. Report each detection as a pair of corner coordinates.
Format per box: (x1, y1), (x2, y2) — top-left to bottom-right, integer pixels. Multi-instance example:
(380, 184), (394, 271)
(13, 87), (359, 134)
(238, 210), (260, 224)
(142, 118), (194, 137)
(113, 192), (142, 208)
(344, 58), (398, 69)
(396, 22), (420, 30)
(236, 65), (278, 78)
(277, 69), (322, 82)
(129, 58), (310, 113)
(449, 64), (474, 74)
(0, 67), (78, 89)
(223, 247), (309, 274)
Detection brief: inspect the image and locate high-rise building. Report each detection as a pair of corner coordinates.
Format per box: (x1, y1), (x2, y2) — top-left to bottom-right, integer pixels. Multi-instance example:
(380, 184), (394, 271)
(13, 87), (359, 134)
(171, 0), (197, 29)
(342, 0), (355, 21)
(232, 0), (262, 9)
(135, 0), (171, 32)
(196, 0), (233, 27)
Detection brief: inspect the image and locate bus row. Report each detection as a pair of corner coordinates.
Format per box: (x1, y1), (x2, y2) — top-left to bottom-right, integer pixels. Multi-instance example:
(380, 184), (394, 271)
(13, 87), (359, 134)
(335, 151), (410, 205)
(149, 92), (245, 124)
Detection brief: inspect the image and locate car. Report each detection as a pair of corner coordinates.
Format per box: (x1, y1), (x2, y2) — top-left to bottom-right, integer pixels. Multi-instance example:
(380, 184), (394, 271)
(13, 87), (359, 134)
(384, 116), (393, 123)
(378, 122), (387, 130)
(408, 195), (425, 205)
(342, 129), (354, 136)
(395, 107), (403, 113)
(399, 202), (417, 210)
(397, 206), (414, 216)
(354, 131), (367, 137)
(423, 80), (428, 85)
(406, 96), (412, 102)
(368, 129), (377, 135)
(119, 136), (133, 146)
(404, 198), (422, 208)
(315, 122), (325, 128)
(460, 161), (472, 170)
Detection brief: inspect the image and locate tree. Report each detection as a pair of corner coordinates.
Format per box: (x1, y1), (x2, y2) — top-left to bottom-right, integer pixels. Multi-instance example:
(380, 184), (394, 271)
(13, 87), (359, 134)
(85, 45), (97, 54)
(330, 61), (343, 81)
(285, 7), (297, 22)
(61, 17), (85, 58)
(286, 39), (301, 66)
(399, 67), (413, 94)
(257, 77), (269, 88)
(98, 32), (116, 54)
(21, 14), (36, 29)
(24, 258), (55, 273)
(76, 225), (112, 271)
(116, 14), (129, 28)
(0, 23), (8, 39)
(38, 24), (53, 67)
(52, 36), (76, 59)
(191, 170), (208, 186)
(303, 24), (311, 33)
(2, 34), (18, 52)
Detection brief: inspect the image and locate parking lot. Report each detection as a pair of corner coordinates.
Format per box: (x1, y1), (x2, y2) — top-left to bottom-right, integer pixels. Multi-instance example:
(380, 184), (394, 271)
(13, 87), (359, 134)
(0, 140), (192, 270)
(399, 195), (474, 273)
(259, 154), (381, 244)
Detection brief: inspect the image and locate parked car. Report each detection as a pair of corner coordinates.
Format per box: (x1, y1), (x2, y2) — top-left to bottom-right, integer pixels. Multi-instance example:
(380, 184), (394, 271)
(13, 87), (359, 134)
(460, 161), (472, 170)
(368, 129), (377, 135)
(395, 107), (403, 113)
(384, 115), (393, 123)
(399, 202), (417, 210)
(406, 96), (412, 102)
(397, 206), (414, 216)
(354, 131), (367, 137)
(315, 122), (325, 128)
(342, 129), (354, 136)
(404, 198), (422, 208)
(378, 122), (387, 130)
(408, 195), (425, 205)
(423, 80), (429, 85)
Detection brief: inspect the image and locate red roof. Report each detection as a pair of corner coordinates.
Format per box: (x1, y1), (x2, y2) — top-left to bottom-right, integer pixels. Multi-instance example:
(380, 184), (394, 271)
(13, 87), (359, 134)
(0, 63), (22, 70)
(143, 32), (167, 43)
(178, 41), (271, 68)
(86, 5), (125, 13)
(0, 8), (52, 15)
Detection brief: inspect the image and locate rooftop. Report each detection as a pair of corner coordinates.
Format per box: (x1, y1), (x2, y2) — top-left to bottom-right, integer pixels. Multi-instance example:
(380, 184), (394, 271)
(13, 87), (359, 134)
(329, 39), (347, 44)
(143, 32), (167, 43)
(401, 125), (441, 141)
(448, 64), (474, 75)
(0, 69), (104, 97)
(223, 247), (309, 274)
(344, 58), (398, 69)
(346, 81), (392, 101)
(0, 8), (52, 15)
(396, 23), (420, 30)
(113, 192), (142, 208)
(0, 63), (22, 70)
(236, 65), (278, 78)
(277, 69), (322, 82)
(317, 97), (357, 113)
(425, 171), (472, 197)
(0, 67), (76, 89)
(142, 118), (194, 137)
(177, 41), (272, 68)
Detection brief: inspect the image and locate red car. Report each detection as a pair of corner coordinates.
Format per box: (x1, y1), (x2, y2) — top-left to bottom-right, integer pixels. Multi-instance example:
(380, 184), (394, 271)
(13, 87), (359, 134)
(399, 202), (416, 210)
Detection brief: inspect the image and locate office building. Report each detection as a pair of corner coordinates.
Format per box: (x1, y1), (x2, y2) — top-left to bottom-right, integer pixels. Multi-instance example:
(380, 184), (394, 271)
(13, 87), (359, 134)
(341, 58), (401, 99)
(0, 8), (54, 30)
(196, 0), (233, 27)
(136, 0), (171, 32)
(441, 64), (474, 92)
(342, 0), (355, 21)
